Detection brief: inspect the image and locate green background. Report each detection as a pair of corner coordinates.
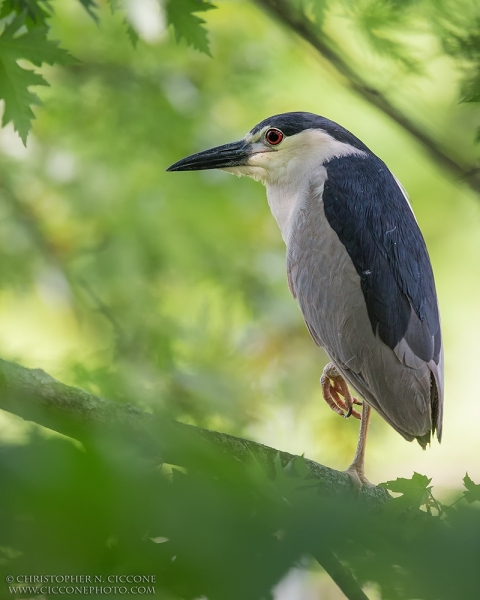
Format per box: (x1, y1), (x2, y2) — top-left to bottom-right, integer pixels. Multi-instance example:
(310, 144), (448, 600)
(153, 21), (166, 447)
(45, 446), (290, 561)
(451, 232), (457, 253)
(1, 0), (480, 597)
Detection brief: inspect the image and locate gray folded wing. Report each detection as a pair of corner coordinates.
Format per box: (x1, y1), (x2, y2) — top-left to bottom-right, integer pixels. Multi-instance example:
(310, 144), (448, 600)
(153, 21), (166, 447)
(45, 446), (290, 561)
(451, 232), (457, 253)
(287, 171), (443, 446)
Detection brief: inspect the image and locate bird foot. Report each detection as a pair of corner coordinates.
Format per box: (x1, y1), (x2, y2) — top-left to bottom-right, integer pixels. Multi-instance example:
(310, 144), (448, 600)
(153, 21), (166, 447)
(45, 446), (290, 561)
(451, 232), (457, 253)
(320, 363), (362, 419)
(344, 464), (374, 492)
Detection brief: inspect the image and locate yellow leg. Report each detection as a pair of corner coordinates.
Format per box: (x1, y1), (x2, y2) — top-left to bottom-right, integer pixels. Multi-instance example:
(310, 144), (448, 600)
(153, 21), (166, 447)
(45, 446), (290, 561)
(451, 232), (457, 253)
(345, 402), (373, 489)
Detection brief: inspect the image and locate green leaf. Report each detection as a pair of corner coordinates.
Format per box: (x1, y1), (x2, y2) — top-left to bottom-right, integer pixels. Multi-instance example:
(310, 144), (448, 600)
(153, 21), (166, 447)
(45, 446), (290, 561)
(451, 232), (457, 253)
(0, 0), (52, 29)
(309, 0), (328, 26)
(166, 0), (216, 56)
(379, 472), (432, 515)
(125, 20), (139, 48)
(0, 18), (76, 143)
(351, 0), (421, 72)
(269, 454), (324, 505)
(77, 0), (98, 21)
(380, 471), (431, 493)
(0, 59), (44, 144)
(463, 473), (480, 503)
(293, 0), (329, 27)
(460, 73), (480, 103)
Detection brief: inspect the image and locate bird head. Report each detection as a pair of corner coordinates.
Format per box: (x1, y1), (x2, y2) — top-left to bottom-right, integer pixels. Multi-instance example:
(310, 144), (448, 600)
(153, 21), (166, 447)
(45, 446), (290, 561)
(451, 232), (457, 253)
(167, 112), (369, 185)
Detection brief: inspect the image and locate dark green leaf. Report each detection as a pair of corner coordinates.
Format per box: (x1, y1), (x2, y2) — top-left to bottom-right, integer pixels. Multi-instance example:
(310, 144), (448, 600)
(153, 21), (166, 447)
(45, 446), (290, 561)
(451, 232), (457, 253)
(309, 0), (329, 25)
(125, 21), (139, 48)
(460, 74), (480, 103)
(380, 471), (431, 494)
(379, 472), (432, 515)
(463, 473), (480, 503)
(0, 18), (76, 142)
(291, 0), (329, 26)
(77, 0), (97, 21)
(350, 0), (421, 72)
(166, 0), (216, 56)
(0, 0), (52, 29)
(0, 58), (44, 143)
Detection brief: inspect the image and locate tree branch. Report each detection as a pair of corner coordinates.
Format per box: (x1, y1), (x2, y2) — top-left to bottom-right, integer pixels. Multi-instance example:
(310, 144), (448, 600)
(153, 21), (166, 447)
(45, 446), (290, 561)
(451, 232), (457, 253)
(253, 0), (480, 195)
(0, 357), (387, 600)
(0, 358), (389, 502)
(312, 548), (370, 600)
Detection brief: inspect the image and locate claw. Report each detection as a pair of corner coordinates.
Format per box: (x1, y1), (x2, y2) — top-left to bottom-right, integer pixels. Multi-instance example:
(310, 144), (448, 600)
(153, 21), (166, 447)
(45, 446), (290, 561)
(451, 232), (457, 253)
(320, 363), (362, 419)
(344, 399), (363, 418)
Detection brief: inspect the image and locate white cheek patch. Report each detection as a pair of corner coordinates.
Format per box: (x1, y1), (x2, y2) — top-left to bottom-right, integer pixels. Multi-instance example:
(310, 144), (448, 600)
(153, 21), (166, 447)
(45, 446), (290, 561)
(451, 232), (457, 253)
(225, 128), (366, 188)
(223, 164), (267, 182)
(240, 129), (366, 186)
(222, 146), (272, 182)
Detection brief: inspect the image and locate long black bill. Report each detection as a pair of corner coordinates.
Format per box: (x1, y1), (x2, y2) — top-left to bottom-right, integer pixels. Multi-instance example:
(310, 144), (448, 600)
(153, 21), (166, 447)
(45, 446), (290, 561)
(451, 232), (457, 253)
(167, 139), (250, 172)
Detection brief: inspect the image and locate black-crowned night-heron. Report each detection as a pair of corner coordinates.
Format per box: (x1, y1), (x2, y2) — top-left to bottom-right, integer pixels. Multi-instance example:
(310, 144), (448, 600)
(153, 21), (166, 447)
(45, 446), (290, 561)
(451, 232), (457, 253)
(167, 112), (443, 487)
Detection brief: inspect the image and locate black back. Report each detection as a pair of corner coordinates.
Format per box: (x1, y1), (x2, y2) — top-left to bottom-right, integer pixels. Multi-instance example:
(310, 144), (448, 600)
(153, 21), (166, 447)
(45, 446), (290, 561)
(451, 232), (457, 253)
(322, 152), (441, 363)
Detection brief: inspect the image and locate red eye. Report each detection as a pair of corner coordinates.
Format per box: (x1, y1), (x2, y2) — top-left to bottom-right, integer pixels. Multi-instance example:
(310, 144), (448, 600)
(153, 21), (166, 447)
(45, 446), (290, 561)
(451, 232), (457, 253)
(265, 128), (284, 146)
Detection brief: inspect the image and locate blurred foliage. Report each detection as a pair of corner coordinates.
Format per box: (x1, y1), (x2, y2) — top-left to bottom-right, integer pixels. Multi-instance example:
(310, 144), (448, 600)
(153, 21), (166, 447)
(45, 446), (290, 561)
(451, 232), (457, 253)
(2, 429), (480, 599)
(0, 0), (479, 598)
(0, 0), (217, 140)
(4, 0), (480, 142)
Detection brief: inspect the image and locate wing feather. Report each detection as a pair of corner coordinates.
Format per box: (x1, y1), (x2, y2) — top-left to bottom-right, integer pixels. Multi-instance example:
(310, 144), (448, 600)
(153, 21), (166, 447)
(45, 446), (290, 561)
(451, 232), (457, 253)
(287, 164), (443, 443)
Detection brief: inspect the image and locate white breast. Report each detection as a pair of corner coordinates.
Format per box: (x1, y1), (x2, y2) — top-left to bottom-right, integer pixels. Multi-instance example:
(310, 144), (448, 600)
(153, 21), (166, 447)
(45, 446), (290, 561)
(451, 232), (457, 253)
(266, 166), (327, 246)
(261, 130), (365, 245)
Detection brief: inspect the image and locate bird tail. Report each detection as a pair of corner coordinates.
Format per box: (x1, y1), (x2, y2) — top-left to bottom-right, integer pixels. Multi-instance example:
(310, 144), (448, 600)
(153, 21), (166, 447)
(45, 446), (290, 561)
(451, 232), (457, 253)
(415, 372), (441, 449)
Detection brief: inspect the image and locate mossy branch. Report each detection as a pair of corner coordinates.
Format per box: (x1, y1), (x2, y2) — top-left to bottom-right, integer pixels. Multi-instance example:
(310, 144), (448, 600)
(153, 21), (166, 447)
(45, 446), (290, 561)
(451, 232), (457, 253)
(0, 357), (389, 600)
(0, 358), (389, 503)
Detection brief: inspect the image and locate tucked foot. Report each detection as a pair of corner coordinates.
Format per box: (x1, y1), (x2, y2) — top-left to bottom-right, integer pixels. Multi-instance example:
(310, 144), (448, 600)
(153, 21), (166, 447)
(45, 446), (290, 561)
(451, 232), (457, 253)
(320, 362), (362, 419)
